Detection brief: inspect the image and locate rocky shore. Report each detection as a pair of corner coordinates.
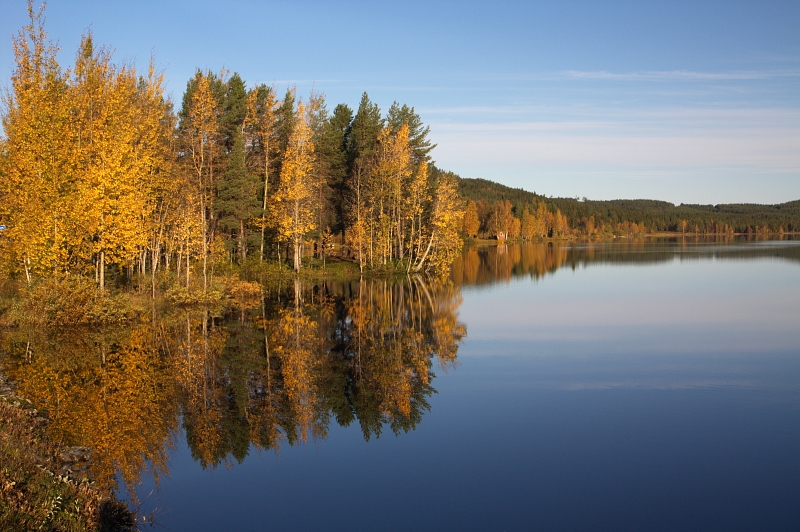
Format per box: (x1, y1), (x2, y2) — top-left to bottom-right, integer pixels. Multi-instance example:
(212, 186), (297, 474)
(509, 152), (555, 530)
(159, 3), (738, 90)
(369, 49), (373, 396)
(0, 365), (136, 531)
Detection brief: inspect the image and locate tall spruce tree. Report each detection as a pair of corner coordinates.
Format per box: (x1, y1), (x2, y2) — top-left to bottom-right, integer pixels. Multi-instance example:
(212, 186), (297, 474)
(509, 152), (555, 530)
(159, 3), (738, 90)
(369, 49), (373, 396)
(274, 88), (296, 179)
(348, 92), (383, 169)
(221, 72), (247, 151)
(322, 104), (352, 238)
(307, 92), (332, 254)
(216, 130), (260, 261)
(386, 102), (436, 164)
(346, 93), (383, 247)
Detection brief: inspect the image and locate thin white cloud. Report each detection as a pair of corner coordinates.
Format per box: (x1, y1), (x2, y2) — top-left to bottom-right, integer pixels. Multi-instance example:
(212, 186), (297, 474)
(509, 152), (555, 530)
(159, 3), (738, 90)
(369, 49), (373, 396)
(427, 108), (800, 138)
(561, 69), (800, 81)
(433, 130), (800, 168)
(420, 104), (800, 203)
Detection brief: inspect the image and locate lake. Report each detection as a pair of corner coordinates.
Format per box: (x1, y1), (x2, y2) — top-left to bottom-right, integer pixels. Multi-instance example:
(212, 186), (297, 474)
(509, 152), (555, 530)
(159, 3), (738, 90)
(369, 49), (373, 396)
(2, 238), (799, 531)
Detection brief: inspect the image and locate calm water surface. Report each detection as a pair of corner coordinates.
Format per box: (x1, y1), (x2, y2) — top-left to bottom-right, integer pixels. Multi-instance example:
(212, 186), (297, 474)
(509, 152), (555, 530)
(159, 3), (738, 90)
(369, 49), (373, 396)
(3, 239), (800, 531)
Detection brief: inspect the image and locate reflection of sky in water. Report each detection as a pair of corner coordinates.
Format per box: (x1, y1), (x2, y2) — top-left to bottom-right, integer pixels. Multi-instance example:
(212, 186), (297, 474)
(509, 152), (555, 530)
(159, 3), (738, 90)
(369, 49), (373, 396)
(133, 243), (800, 531)
(461, 257), (800, 353)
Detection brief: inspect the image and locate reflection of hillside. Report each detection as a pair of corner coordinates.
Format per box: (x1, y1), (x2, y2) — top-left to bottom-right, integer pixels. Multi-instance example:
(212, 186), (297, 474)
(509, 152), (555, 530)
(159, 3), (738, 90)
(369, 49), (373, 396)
(0, 276), (465, 493)
(451, 238), (800, 286)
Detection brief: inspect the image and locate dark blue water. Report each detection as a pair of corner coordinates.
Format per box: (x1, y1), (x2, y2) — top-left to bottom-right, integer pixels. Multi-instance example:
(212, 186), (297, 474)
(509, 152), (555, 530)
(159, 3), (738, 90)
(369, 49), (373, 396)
(131, 242), (800, 531)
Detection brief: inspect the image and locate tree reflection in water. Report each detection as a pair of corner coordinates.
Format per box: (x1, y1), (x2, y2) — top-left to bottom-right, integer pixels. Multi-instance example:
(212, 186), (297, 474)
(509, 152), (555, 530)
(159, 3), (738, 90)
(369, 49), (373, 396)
(450, 237), (800, 286)
(0, 276), (465, 495)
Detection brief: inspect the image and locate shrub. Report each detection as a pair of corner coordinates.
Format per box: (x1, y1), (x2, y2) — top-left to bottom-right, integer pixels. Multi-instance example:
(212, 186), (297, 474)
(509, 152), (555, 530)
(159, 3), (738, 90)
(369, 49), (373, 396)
(9, 276), (143, 326)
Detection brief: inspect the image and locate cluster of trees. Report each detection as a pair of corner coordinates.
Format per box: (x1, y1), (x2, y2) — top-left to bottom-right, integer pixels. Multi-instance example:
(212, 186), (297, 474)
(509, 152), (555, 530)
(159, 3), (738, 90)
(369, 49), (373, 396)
(0, 5), (463, 292)
(463, 198), (570, 239)
(1, 277), (464, 490)
(458, 178), (800, 237)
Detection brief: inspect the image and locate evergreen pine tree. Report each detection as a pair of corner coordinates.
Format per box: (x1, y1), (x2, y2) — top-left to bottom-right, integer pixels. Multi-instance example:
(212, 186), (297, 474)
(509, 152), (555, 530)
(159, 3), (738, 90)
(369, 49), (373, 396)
(221, 72), (247, 151)
(216, 130), (261, 261)
(274, 88), (296, 179)
(348, 92), (383, 169)
(386, 102), (436, 164)
(318, 103), (352, 239)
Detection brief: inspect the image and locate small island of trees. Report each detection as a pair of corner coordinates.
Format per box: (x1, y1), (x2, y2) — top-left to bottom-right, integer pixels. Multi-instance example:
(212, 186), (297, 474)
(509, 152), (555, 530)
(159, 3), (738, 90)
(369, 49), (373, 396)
(0, 4), (465, 298)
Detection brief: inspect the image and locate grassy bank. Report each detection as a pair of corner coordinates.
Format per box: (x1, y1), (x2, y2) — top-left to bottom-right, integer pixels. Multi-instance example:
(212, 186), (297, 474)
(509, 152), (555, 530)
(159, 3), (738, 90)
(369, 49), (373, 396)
(0, 371), (136, 531)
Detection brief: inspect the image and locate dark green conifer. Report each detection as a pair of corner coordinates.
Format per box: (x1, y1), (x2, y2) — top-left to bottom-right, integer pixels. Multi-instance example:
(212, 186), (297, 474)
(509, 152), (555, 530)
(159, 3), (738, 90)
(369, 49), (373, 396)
(386, 101), (436, 164)
(221, 72), (247, 151)
(322, 104), (353, 237)
(348, 92), (383, 169)
(274, 88), (296, 179)
(216, 130), (260, 260)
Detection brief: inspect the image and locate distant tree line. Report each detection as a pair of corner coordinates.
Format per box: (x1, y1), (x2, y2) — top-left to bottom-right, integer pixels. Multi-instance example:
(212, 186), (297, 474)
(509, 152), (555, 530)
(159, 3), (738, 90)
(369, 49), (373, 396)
(457, 178), (800, 238)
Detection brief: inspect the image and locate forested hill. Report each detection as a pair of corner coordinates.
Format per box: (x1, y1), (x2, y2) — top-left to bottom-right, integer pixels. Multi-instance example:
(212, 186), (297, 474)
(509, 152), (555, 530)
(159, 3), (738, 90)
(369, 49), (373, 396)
(454, 175), (800, 234)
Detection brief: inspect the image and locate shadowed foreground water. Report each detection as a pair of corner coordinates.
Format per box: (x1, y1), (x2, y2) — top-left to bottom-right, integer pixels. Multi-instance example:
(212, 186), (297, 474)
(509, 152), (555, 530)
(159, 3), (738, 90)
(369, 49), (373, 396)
(3, 238), (799, 531)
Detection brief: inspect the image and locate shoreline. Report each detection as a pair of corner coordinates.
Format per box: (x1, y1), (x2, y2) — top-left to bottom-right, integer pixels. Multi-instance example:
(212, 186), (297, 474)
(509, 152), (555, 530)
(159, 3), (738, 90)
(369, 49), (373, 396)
(465, 232), (800, 245)
(0, 364), (137, 530)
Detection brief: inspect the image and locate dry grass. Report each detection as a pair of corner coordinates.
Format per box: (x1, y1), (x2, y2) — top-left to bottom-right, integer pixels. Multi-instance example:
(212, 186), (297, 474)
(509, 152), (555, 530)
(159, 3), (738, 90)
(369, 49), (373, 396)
(7, 276), (144, 327)
(0, 387), (136, 531)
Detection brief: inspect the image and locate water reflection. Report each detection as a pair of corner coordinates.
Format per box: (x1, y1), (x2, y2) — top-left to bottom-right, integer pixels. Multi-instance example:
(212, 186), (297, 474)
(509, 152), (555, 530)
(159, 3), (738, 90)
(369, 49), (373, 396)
(451, 237), (800, 286)
(0, 326), (178, 493)
(0, 277), (465, 494)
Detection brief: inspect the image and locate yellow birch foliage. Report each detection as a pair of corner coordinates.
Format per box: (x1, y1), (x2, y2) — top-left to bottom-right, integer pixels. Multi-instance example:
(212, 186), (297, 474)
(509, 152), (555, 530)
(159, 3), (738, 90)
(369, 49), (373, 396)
(463, 200), (480, 237)
(521, 207), (536, 240)
(416, 173), (464, 273)
(0, 4), (74, 278)
(72, 35), (170, 271)
(0, 10), (171, 281)
(182, 72), (222, 289)
(372, 124), (412, 262)
(274, 102), (316, 271)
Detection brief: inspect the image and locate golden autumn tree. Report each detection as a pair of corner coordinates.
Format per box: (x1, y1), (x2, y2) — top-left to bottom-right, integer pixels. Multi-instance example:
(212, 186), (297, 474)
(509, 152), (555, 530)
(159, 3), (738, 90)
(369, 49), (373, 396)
(180, 70), (223, 291)
(552, 208), (569, 237)
(370, 124), (413, 265)
(133, 61), (177, 296)
(488, 200), (515, 239)
(70, 35), (170, 291)
(0, 2), (73, 281)
(534, 202), (549, 237)
(521, 206), (537, 240)
(274, 102), (316, 272)
(463, 200), (480, 237)
(1, 6), (171, 289)
(414, 173), (464, 273)
(403, 160), (430, 272)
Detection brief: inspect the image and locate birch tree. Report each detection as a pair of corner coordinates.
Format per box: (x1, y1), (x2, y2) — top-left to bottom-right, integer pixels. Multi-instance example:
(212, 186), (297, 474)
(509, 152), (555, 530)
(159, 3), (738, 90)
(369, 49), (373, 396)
(274, 102), (315, 272)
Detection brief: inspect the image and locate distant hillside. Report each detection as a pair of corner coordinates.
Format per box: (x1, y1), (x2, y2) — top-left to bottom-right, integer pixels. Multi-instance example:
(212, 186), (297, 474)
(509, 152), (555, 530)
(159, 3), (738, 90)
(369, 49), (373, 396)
(456, 177), (544, 206)
(454, 176), (800, 234)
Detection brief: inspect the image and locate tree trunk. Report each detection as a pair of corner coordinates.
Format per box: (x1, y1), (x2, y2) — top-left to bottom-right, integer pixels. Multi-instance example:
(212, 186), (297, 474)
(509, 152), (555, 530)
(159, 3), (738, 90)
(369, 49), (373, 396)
(99, 250), (105, 293)
(240, 219), (246, 262)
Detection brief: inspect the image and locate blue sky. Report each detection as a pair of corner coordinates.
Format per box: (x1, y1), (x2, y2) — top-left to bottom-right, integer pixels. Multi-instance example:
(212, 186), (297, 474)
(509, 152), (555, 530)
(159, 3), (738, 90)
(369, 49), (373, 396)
(1, 0), (798, 204)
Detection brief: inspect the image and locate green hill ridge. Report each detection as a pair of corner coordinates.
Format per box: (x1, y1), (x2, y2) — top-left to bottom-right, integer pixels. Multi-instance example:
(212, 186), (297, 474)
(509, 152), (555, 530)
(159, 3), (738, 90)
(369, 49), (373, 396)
(450, 173), (800, 235)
